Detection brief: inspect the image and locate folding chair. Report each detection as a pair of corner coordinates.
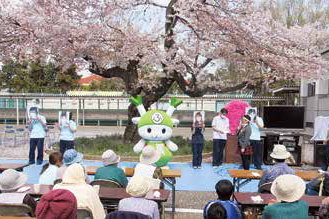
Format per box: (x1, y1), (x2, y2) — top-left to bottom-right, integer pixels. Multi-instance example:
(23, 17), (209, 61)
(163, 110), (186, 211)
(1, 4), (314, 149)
(90, 179), (122, 212)
(90, 179), (122, 188)
(258, 182), (272, 194)
(77, 207), (93, 219)
(0, 203), (33, 216)
(15, 128), (27, 145)
(3, 130), (16, 147)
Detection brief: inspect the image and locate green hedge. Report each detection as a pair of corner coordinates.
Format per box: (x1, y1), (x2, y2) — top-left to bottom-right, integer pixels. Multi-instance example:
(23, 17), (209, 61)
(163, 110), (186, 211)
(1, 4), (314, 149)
(55, 135), (213, 156)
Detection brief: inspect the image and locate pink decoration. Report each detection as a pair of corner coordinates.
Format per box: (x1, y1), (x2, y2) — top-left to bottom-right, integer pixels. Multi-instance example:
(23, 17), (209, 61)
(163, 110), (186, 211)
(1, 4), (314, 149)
(224, 100), (250, 135)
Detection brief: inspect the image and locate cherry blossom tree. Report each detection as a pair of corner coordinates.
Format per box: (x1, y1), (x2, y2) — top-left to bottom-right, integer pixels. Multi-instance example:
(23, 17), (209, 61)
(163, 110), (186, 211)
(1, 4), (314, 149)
(0, 0), (327, 141)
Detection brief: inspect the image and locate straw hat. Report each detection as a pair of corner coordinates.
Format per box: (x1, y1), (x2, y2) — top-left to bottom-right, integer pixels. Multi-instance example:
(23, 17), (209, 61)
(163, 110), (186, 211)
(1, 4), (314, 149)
(270, 144), (291, 160)
(0, 169), (28, 192)
(126, 176), (151, 197)
(63, 149), (83, 165)
(271, 174), (305, 202)
(102, 150), (120, 166)
(140, 146), (161, 165)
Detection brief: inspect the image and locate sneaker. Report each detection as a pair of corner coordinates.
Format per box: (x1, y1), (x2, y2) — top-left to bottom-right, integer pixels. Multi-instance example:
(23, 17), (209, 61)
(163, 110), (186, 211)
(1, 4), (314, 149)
(193, 166), (197, 169)
(37, 161), (43, 165)
(28, 161), (35, 165)
(213, 166), (219, 169)
(197, 166), (201, 169)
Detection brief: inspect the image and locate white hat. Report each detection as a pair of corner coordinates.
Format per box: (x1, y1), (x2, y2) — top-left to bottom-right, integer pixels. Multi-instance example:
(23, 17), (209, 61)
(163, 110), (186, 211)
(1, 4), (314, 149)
(62, 163), (86, 184)
(126, 176), (151, 197)
(270, 144), (291, 160)
(271, 174), (305, 202)
(140, 146), (161, 165)
(102, 150), (120, 166)
(0, 169), (28, 192)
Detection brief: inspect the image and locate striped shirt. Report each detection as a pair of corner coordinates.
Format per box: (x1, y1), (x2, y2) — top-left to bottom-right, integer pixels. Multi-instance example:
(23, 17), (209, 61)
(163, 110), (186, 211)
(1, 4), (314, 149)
(118, 197), (159, 219)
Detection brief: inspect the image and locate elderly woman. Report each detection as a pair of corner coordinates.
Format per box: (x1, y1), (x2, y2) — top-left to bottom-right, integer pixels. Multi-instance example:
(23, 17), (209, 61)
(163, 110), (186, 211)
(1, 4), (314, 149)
(118, 175), (160, 219)
(54, 163), (106, 219)
(0, 169), (37, 216)
(236, 115), (252, 170)
(95, 149), (128, 187)
(36, 189), (77, 219)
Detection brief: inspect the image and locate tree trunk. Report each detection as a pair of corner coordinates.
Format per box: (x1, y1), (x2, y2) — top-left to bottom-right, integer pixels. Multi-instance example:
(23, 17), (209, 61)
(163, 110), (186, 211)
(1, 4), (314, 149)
(123, 104), (140, 143)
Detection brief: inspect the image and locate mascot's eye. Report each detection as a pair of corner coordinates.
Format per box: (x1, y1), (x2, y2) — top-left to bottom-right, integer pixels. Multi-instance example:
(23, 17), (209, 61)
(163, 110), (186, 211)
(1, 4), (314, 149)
(162, 128), (166, 134)
(147, 128), (152, 133)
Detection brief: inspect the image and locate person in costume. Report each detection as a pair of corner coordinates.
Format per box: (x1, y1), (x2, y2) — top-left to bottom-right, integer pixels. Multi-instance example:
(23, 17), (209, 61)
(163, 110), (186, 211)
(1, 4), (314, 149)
(130, 95), (182, 167)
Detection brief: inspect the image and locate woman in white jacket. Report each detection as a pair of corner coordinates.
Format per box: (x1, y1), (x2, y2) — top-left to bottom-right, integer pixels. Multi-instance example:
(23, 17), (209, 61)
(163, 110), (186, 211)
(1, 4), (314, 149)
(54, 163), (106, 219)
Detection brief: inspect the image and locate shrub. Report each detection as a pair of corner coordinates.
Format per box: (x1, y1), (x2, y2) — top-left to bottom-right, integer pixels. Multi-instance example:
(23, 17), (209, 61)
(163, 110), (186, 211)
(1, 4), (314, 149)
(53, 135), (213, 156)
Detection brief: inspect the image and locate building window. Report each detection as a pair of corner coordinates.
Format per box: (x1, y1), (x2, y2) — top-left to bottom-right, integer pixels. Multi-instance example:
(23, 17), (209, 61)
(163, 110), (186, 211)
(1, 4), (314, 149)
(307, 82), (315, 97)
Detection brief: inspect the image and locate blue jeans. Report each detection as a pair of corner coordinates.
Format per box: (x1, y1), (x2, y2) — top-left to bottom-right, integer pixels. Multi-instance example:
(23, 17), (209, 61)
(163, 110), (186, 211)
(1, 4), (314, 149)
(59, 140), (74, 157)
(321, 143), (329, 171)
(192, 143), (203, 166)
(251, 140), (262, 169)
(29, 138), (44, 164)
(212, 139), (226, 166)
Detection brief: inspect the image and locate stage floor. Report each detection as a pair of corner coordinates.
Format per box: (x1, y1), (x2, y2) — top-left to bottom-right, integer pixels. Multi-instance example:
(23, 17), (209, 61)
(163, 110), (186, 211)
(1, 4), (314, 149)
(0, 159), (262, 192)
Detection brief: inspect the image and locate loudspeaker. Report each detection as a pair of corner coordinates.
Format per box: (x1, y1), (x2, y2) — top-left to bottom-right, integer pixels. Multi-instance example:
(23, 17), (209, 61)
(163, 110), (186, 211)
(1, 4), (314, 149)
(314, 142), (326, 168)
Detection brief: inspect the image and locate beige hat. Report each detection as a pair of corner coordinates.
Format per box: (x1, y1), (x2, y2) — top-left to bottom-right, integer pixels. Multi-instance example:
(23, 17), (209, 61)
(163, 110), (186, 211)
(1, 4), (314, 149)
(62, 163), (86, 184)
(140, 146), (161, 165)
(0, 169), (28, 192)
(102, 150), (120, 166)
(270, 144), (291, 160)
(271, 174), (305, 202)
(126, 176), (151, 197)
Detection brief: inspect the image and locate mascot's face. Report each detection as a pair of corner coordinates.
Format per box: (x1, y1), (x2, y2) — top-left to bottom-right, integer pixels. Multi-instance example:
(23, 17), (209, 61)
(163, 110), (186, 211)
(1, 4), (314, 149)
(133, 110), (178, 141)
(138, 125), (173, 141)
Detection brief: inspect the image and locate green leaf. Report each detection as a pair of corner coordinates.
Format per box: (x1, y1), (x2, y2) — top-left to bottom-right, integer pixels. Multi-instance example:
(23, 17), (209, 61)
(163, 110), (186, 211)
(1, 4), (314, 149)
(170, 97), (182, 107)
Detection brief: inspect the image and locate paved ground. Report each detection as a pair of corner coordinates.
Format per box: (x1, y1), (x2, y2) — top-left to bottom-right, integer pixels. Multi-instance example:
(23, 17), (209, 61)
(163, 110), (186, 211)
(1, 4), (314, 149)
(0, 125), (212, 159)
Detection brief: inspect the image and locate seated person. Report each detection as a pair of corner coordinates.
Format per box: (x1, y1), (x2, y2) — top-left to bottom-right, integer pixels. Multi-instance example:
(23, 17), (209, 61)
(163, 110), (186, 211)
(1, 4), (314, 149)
(133, 146), (162, 189)
(39, 151), (62, 185)
(0, 169), (37, 216)
(261, 174), (308, 219)
(319, 197), (329, 219)
(54, 163), (106, 219)
(258, 144), (294, 190)
(36, 189), (77, 219)
(56, 149), (89, 183)
(118, 175), (159, 219)
(203, 180), (241, 219)
(306, 172), (329, 196)
(204, 202), (227, 219)
(94, 149), (128, 187)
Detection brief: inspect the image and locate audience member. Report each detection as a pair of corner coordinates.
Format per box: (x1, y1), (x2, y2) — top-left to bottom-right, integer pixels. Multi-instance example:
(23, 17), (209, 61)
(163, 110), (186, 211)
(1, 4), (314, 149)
(319, 197), (329, 219)
(94, 149), (128, 187)
(118, 175), (159, 219)
(54, 163), (106, 219)
(133, 146), (162, 189)
(203, 180), (241, 219)
(212, 108), (229, 168)
(56, 149), (83, 180)
(39, 152), (62, 185)
(204, 202), (227, 219)
(258, 144), (294, 190)
(236, 115), (252, 170)
(36, 189), (77, 219)
(0, 169), (36, 216)
(261, 174), (308, 219)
